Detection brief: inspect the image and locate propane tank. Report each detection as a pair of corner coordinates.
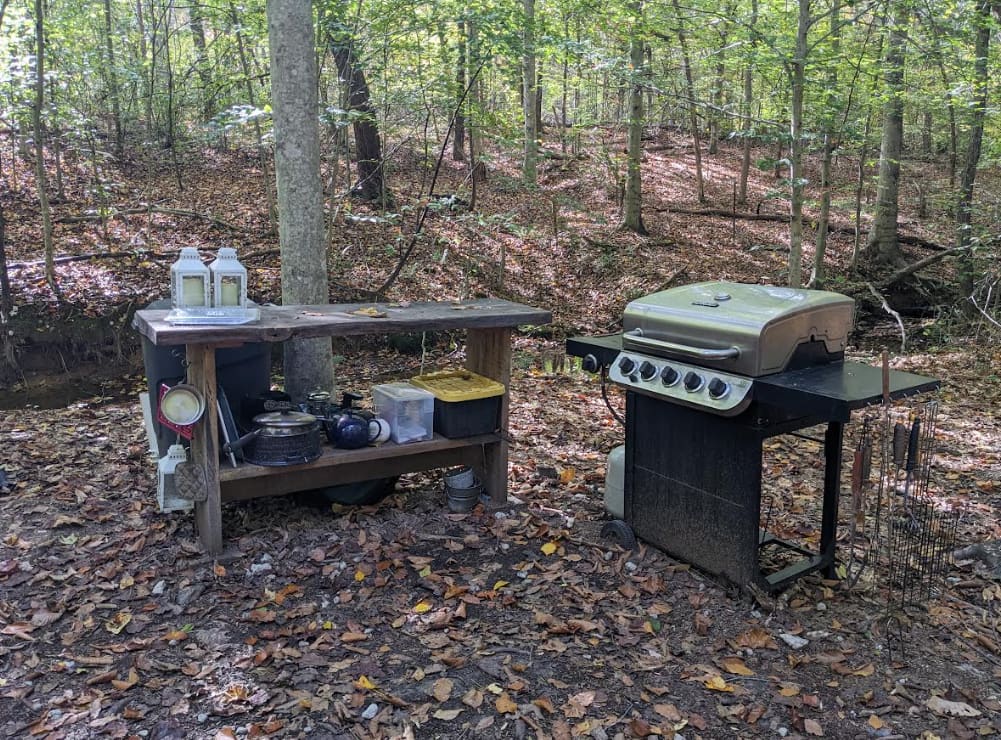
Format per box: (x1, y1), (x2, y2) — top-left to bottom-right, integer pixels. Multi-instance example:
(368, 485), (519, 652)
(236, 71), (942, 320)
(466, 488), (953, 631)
(604, 445), (625, 519)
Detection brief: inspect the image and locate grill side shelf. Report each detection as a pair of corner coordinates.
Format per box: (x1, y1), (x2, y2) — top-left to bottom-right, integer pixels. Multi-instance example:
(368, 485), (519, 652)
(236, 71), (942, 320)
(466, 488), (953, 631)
(754, 361), (940, 422)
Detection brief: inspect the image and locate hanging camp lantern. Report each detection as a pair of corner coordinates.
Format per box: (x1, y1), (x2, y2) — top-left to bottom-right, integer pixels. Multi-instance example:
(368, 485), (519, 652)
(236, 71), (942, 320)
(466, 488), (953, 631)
(170, 247), (210, 308)
(209, 247), (248, 308)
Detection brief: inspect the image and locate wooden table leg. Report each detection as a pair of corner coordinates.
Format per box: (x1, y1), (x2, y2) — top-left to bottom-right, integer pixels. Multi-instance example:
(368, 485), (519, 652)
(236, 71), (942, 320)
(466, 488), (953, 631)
(186, 344), (222, 554)
(466, 328), (512, 506)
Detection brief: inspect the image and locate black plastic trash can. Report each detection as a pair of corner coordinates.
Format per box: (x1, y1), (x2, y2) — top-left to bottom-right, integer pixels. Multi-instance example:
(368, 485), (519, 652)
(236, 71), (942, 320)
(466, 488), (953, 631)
(141, 299), (272, 456)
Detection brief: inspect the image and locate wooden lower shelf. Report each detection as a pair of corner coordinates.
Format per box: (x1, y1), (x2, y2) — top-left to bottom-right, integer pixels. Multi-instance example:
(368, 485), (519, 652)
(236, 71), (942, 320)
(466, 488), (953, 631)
(219, 433), (500, 502)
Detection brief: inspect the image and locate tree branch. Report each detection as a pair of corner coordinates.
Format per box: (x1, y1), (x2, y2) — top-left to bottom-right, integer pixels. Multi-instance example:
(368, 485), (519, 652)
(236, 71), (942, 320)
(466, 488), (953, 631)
(865, 281), (906, 351)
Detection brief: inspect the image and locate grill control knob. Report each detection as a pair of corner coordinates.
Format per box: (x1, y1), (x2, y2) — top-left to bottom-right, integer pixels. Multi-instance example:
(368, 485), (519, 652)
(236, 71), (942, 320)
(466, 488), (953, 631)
(660, 366), (680, 386)
(639, 361), (657, 381)
(707, 378), (729, 399)
(618, 356), (636, 375)
(683, 371), (703, 392)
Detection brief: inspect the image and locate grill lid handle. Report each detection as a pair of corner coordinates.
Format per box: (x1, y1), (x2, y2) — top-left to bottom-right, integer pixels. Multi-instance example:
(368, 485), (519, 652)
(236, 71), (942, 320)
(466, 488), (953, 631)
(625, 329), (740, 360)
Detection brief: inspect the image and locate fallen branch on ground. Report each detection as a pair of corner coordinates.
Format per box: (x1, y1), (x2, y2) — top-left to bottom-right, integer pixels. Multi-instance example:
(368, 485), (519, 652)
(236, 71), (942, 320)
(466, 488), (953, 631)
(866, 281), (907, 351)
(7, 250), (171, 270)
(55, 206), (251, 232)
(656, 206), (951, 251)
(880, 246), (968, 288)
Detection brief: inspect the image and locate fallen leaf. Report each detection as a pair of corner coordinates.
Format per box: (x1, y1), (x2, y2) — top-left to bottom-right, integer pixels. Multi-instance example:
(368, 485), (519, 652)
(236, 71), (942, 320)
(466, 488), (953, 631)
(111, 668), (139, 691)
(868, 715), (884, 730)
(654, 703), (682, 721)
(722, 657), (754, 676)
(104, 611), (132, 635)
(432, 708), (463, 720)
(541, 541), (559, 556)
(803, 718), (824, 736)
(703, 675), (734, 692)
(432, 678), (453, 702)
(462, 688), (484, 708)
(496, 692), (518, 714)
(925, 696), (981, 717)
(354, 675), (376, 690)
(533, 696), (555, 713)
(413, 600), (432, 613)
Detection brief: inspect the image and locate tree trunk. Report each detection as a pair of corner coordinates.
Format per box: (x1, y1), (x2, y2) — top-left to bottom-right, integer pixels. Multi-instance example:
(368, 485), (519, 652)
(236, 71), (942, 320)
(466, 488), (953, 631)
(103, 0), (124, 157)
(136, 0), (153, 140)
(330, 39), (388, 203)
(522, 0), (538, 184)
(786, 0), (809, 288)
(707, 2), (734, 156)
(669, 0), (705, 203)
(452, 19), (466, 162)
(189, 0), (214, 121)
(267, 0), (334, 403)
(737, 0), (758, 206)
(32, 0), (58, 299)
(955, 0), (991, 303)
(231, 1), (277, 229)
(468, 19), (486, 187)
(622, 1), (647, 234)
(813, 0), (841, 289)
(864, 3), (909, 267)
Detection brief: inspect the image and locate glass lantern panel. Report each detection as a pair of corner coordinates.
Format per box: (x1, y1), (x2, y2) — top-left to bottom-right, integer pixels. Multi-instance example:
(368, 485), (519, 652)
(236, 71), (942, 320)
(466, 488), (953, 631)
(219, 275), (243, 306)
(181, 275), (207, 306)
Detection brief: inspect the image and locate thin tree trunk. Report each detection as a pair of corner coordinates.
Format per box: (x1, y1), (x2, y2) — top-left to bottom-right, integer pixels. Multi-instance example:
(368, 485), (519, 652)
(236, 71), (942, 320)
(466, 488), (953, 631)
(31, 0), (58, 300)
(452, 19), (466, 162)
(813, 0), (841, 289)
(707, 2), (734, 156)
(864, 3), (909, 267)
(622, 1), (647, 234)
(267, 0), (334, 403)
(956, 0), (991, 303)
(786, 0), (809, 288)
(668, 0), (705, 203)
(136, 0), (153, 140)
(851, 112), (872, 270)
(103, 0), (124, 157)
(522, 0), (537, 184)
(329, 36), (389, 203)
(231, 1), (277, 228)
(738, 0), (758, 206)
(468, 19), (486, 187)
(189, 0), (213, 121)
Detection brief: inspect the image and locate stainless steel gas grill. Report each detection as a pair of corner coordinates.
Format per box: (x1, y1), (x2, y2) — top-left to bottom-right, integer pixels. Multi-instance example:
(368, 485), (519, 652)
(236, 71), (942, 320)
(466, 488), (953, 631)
(568, 281), (939, 592)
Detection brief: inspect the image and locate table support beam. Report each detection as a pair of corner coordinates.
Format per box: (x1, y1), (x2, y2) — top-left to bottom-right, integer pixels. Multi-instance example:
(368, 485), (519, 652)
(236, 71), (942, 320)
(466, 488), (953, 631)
(187, 344), (223, 554)
(466, 327), (512, 506)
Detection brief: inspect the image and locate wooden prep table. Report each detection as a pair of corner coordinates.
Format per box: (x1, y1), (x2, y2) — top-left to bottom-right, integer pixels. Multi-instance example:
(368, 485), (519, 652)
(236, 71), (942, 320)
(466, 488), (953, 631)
(133, 299), (552, 554)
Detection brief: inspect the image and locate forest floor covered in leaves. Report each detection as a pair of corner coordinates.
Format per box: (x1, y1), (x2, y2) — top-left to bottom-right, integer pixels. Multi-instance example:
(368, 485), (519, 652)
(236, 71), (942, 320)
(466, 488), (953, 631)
(2, 130), (1001, 739)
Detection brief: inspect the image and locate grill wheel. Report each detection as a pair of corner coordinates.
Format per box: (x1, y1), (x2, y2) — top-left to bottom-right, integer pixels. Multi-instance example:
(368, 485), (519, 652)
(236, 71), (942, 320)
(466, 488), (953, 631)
(600, 519), (637, 550)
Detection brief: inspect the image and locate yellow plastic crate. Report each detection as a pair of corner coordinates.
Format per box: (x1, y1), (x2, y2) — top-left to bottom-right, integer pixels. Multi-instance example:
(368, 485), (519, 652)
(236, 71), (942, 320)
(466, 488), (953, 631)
(410, 370), (504, 402)
(410, 370), (504, 438)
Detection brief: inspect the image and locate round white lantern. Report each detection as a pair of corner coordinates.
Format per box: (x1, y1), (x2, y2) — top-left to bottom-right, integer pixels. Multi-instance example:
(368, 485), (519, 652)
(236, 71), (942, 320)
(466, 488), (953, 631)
(209, 248), (248, 308)
(170, 248), (210, 308)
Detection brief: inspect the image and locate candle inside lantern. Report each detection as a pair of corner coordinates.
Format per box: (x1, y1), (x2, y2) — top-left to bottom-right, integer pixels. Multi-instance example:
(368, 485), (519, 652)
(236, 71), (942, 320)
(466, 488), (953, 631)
(220, 276), (241, 306)
(182, 275), (206, 306)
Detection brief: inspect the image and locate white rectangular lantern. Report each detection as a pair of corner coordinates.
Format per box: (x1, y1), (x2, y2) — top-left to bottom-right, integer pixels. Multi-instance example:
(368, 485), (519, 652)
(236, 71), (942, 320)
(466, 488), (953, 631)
(169, 248), (210, 308)
(209, 247), (248, 308)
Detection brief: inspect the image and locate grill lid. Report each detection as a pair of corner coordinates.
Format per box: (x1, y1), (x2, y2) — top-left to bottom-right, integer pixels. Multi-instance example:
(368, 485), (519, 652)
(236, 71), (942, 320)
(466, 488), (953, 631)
(622, 282), (854, 377)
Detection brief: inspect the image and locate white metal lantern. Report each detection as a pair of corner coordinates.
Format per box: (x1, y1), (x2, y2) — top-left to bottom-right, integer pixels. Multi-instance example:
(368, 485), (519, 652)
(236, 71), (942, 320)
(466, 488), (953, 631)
(209, 247), (248, 308)
(170, 248), (210, 308)
(157, 443), (193, 512)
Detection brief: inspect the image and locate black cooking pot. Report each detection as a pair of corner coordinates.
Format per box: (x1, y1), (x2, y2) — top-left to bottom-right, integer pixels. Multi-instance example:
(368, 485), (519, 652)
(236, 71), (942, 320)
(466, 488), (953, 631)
(224, 409), (322, 466)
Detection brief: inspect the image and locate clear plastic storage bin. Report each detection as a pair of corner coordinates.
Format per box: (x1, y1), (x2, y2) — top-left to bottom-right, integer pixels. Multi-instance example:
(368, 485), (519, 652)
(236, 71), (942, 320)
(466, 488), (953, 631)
(371, 382), (435, 444)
